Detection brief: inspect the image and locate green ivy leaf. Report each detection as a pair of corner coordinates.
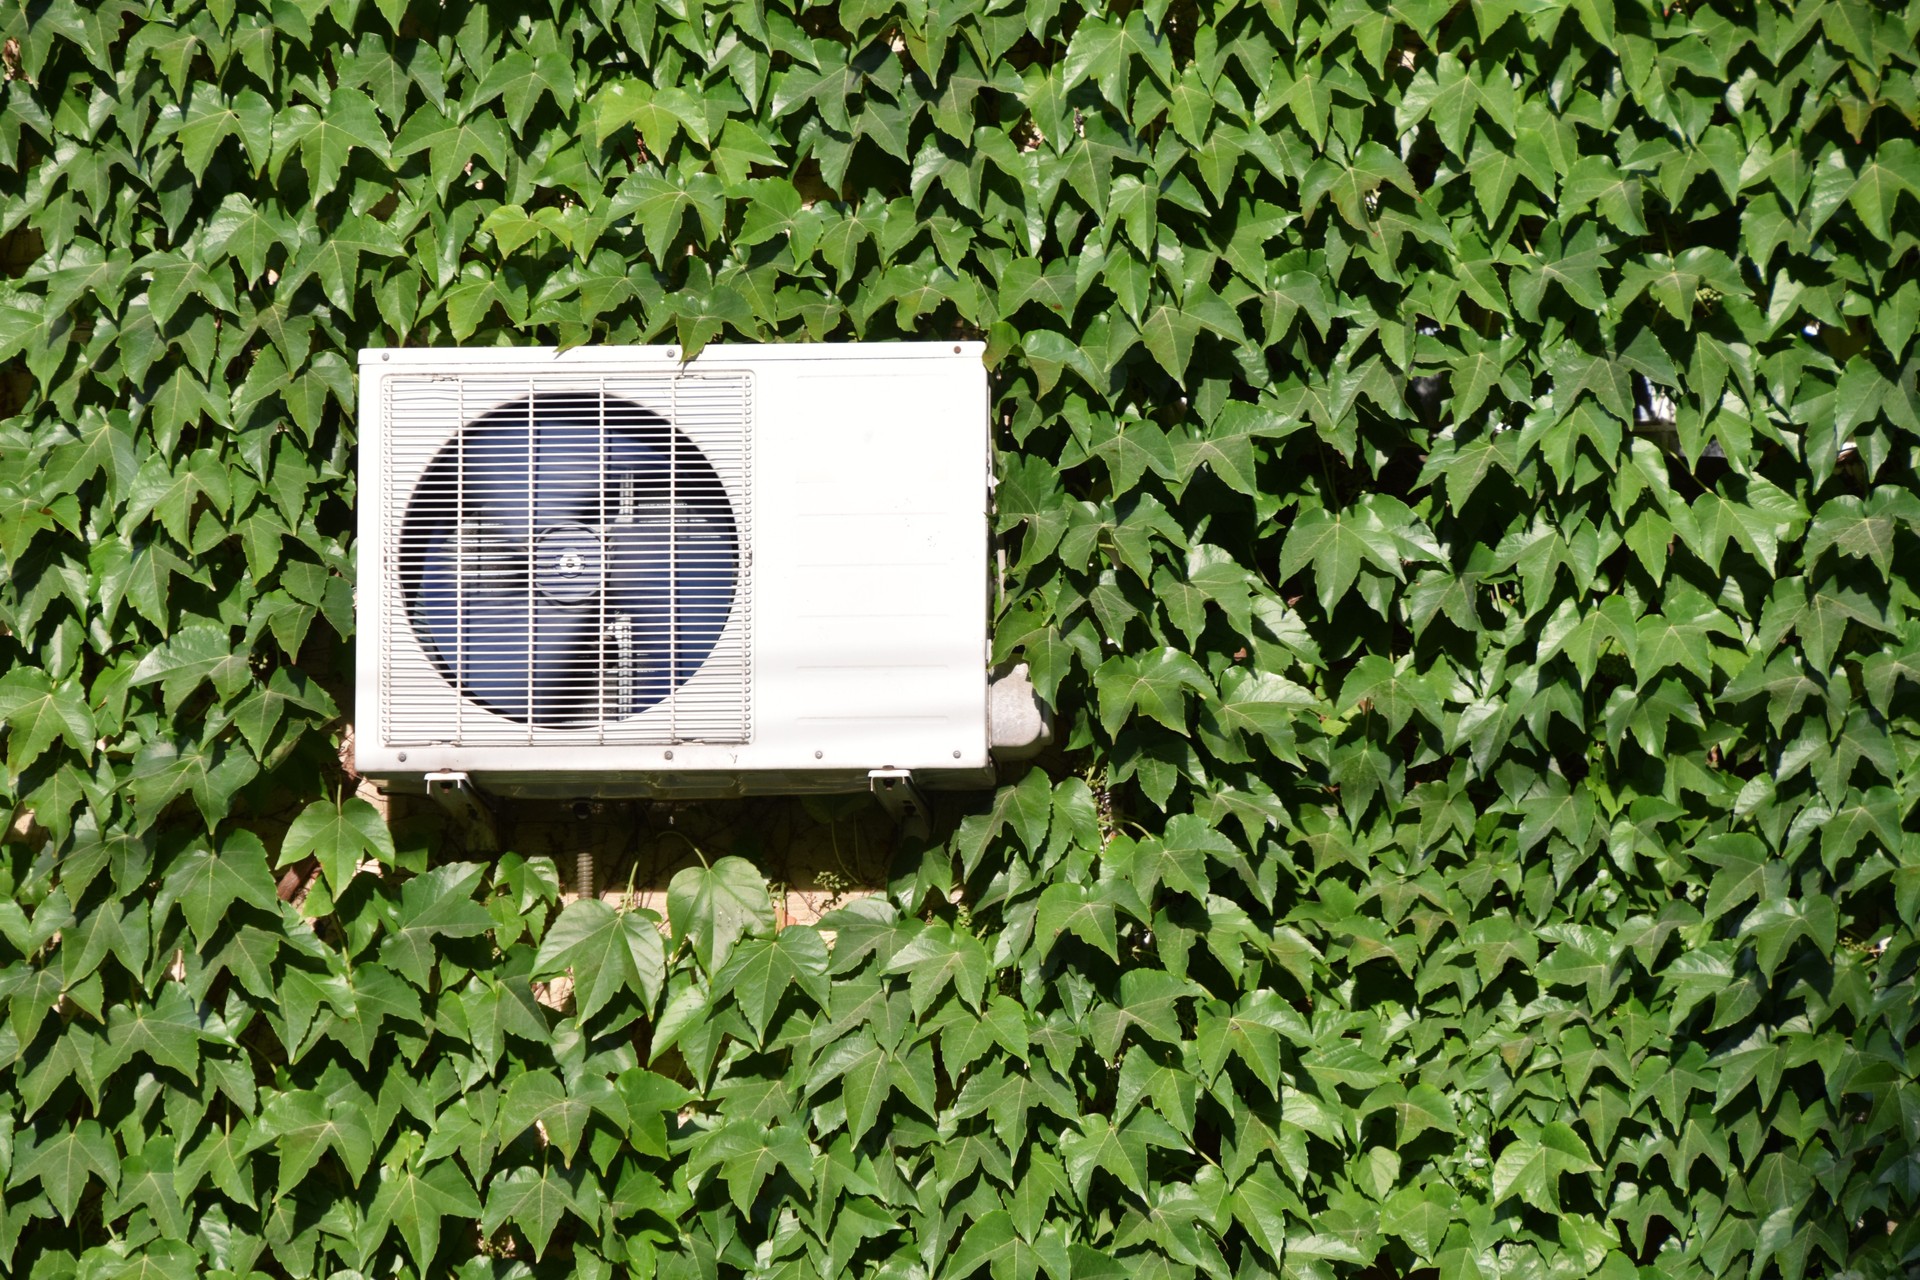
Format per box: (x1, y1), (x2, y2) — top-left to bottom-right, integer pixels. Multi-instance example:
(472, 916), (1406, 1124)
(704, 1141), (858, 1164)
(379, 862), (495, 988)
(10, 1120), (119, 1223)
(269, 93), (391, 203)
(683, 1121), (815, 1215)
(279, 795), (396, 892)
(0, 669), (93, 778)
(1033, 882), (1119, 961)
(712, 926), (832, 1038)
(1095, 648), (1213, 736)
(1278, 506), (1406, 613)
(259, 1085), (378, 1188)
(667, 856), (773, 973)
(480, 1163), (590, 1260)
(102, 984), (202, 1082)
(531, 899), (667, 1021)
(884, 923), (992, 1015)
(1490, 1122), (1598, 1212)
(1061, 11), (1173, 113)
(154, 833), (281, 947)
(368, 1159), (484, 1272)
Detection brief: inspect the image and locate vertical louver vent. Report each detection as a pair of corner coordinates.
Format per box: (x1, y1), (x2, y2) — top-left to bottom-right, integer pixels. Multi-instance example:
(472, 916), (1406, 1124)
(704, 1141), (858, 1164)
(382, 374), (752, 746)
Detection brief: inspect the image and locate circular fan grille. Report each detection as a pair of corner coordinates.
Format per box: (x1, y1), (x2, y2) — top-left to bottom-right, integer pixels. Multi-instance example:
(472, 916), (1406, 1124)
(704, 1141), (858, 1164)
(398, 392), (739, 728)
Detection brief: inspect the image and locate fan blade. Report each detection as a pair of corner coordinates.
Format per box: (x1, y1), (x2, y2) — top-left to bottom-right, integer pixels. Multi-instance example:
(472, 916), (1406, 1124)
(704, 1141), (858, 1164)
(452, 407), (604, 533)
(405, 527), (528, 681)
(444, 422), (533, 532)
(526, 604), (601, 725)
(603, 516), (737, 706)
(531, 396), (681, 530)
(529, 400), (609, 529)
(415, 591), (605, 726)
(439, 595), (536, 722)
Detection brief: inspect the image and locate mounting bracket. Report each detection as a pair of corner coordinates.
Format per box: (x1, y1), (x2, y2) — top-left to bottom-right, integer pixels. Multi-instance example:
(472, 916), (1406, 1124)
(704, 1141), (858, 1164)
(869, 769), (931, 839)
(425, 771), (499, 851)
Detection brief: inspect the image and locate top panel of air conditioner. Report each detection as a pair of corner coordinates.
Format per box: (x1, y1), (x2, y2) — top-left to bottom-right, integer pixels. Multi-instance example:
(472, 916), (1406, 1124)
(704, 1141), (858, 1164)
(354, 342), (992, 799)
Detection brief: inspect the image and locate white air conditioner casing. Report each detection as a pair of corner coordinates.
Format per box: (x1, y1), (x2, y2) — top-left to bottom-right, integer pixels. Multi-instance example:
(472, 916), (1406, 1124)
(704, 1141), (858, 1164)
(355, 343), (994, 798)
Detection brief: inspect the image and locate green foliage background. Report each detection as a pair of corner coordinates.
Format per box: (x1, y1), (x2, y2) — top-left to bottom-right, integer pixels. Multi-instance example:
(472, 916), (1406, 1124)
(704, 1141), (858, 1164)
(3, 0), (1920, 1277)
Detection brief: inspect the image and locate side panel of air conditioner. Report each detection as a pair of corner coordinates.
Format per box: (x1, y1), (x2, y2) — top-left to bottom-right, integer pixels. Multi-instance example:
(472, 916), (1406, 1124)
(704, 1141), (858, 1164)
(353, 343), (991, 796)
(751, 358), (989, 771)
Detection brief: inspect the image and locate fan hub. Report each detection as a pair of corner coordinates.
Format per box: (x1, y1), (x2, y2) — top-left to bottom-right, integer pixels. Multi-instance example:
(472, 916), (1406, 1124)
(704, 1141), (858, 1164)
(534, 524), (603, 603)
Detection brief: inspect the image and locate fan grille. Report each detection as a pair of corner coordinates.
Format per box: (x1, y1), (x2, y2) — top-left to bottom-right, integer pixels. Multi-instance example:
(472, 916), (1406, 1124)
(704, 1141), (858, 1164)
(381, 373), (752, 746)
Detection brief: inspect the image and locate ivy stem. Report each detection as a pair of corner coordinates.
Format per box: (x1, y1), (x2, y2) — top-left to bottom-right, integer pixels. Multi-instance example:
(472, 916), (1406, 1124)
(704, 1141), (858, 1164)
(654, 827), (711, 868)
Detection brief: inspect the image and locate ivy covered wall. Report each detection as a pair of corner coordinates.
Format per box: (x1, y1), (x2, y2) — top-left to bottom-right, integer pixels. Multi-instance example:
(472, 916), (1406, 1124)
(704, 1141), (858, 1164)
(2, 0), (1920, 1278)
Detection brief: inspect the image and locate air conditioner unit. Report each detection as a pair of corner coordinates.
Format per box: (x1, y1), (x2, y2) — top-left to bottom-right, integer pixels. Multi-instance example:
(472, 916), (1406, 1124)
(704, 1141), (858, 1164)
(356, 342), (1042, 803)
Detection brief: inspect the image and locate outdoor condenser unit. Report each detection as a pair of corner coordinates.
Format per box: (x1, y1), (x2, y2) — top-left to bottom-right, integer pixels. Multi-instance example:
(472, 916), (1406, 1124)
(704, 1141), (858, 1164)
(355, 342), (1047, 810)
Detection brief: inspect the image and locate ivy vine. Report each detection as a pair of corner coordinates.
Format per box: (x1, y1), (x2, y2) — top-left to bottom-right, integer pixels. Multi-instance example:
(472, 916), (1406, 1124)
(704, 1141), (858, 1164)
(2, 0), (1919, 1278)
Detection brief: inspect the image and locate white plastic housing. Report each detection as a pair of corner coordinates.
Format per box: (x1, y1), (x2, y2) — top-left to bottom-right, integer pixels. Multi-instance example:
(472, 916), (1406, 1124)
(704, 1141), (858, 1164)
(355, 342), (993, 797)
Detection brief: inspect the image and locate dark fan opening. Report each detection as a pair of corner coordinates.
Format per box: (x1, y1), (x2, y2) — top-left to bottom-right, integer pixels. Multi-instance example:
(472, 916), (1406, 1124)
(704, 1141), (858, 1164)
(399, 392), (739, 728)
